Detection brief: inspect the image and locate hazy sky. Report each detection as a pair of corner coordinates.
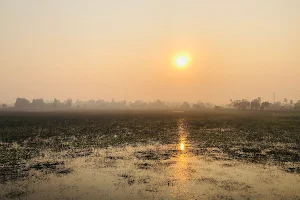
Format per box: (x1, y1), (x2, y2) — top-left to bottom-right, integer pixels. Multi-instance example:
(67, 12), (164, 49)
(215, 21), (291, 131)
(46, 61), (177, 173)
(1, 0), (299, 104)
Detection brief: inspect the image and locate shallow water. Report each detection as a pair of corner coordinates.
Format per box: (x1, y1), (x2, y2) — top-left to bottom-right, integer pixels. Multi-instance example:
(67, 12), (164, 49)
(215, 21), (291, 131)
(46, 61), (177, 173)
(1, 144), (300, 200)
(1, 119), (300, 199)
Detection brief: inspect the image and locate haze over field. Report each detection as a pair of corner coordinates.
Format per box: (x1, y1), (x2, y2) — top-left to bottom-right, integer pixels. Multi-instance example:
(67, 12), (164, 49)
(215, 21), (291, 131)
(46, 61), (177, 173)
(1, 0), (299, 104)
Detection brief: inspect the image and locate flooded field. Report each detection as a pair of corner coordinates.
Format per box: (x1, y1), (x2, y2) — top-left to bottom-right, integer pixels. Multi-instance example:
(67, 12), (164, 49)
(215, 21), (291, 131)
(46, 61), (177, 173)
(0, 110), (300, 199)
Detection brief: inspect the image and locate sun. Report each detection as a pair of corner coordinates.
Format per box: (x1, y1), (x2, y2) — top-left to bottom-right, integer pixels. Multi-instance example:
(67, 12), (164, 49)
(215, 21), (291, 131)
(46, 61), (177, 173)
(174, 54), (190, 68)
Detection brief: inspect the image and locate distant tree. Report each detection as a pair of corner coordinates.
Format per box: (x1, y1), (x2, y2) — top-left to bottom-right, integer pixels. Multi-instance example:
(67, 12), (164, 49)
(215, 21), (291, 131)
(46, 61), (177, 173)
(148, 99), (167, 109)
(193, 101), (206, 109)
(129, 100), (147, 109)
(65, 98), (73, 108)
(1, 104), (7, 108)
(232, 100), (239, 109)
(214, 105), (222, 110)
(260, 101), (271, 110)
(120, 100), (127, 106)
(233, 99), (250, 110)
(290, 100), (294, 105)
(109, 99), (127, 109)
(95, 100), (109, 108)
(31, 98), (45, 109)
(284, 98), (288, 106)
(179, 102), (190, 110)
(272, 101), (282, 109)
(15, 98), (30, 109)
(257, 97), (261, 105)
(53, 98), (61, 108)
(250, 98), (261, 109)
(295, 100), (300, 110)
(205, 102), (215, 108)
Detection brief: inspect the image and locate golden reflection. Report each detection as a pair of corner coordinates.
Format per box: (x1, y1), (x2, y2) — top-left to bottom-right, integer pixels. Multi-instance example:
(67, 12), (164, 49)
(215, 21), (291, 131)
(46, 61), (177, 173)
(180, 142), (185, 151)
(170, 119), (191, 198)
(174, 119), (190, 182)
(178, 118), (187, 151)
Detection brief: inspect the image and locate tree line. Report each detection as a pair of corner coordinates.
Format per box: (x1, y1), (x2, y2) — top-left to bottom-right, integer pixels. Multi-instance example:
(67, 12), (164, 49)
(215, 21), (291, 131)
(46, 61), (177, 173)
(0, 97), (300, 110)
(0, 98), (215, 110)
(229, 97), (300, 110)
(12, 98), (73, 110)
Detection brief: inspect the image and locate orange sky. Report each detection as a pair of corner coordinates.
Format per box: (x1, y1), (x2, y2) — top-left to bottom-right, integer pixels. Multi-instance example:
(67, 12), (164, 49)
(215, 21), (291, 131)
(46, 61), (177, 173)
(0, 0), (299, 104)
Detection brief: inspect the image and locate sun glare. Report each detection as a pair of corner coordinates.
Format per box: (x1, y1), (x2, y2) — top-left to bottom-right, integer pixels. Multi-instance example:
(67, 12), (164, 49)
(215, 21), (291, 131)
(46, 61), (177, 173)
(174, 53), (190, 68)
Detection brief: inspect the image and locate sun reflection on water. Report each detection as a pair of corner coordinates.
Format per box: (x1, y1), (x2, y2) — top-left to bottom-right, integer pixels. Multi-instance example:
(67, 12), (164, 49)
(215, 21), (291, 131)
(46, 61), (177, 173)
(174, 119), (190, 181)
(178, 118), (188, 151)
(180, 142), (185, 151)
(170, 119), (191, 198)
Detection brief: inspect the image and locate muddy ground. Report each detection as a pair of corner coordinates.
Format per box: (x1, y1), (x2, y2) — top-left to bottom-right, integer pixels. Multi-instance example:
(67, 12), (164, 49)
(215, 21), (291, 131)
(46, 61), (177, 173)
(0, 110), (299, 199)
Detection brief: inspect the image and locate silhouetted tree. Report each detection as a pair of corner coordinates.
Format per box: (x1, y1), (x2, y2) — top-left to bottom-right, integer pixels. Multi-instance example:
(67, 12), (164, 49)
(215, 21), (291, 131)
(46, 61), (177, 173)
(31, 98), (45, 109)
(233, 99), (250, 110)
(53, 98), (62, 108)
(257, 97), (261, 104)
(179, 102), (190, 110)
(65, 98), (73, 108)
(295, 100), (300, 110)
(193, 101), (206, 109)
(229, 99), (233, 108)
(148, 99), (167, 109)
(284, 98), (288, 107)
(214, 105), (222, 110)
(109, 99), (127, 108)
(251, 98), (261, 109)
(272, 101), (282, 109)
(1, 104), (7, 108)
(15, 98), (30, 109)
(129, 100), (147, 109)
(205, 102), (215, 108)
(260, 101), (271, 110)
